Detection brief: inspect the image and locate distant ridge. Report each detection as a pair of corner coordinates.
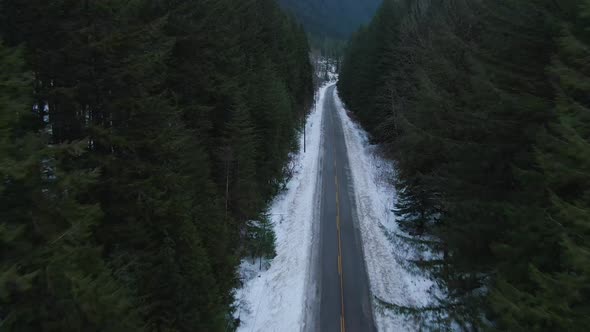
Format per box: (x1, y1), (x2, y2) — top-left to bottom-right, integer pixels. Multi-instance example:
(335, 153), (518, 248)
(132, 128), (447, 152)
(278, 0), (382, 39)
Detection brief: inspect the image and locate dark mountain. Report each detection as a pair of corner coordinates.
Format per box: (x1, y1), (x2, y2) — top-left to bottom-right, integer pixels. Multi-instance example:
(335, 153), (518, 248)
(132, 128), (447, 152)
(278, 0), (382, 39)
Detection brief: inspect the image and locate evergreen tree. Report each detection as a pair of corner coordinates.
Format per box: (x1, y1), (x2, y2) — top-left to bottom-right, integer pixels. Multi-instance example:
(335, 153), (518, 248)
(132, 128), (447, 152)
(490, 1), (590, 329)
(0, 0), (313, 329)
(223, 103), (260, 221)
(339, 0), (590, 329)
(0, 40), (140, 332)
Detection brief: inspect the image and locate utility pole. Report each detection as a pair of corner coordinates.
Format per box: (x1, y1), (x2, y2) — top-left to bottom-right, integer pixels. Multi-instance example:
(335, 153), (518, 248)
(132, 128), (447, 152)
(304, 114), (306, 153)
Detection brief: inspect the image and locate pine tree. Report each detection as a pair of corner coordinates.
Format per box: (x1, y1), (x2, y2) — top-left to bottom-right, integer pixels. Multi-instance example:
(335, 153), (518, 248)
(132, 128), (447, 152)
(0, 40), (140, 332)
(223, 103), (260, 221)
(339, 0), (589, 329)
(490, 1), (590, 329)
(0, 0), (313, 329)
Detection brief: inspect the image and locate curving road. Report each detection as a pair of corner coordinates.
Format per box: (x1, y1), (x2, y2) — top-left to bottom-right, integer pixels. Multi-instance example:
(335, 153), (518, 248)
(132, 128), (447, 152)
(317, 84), (375, 332)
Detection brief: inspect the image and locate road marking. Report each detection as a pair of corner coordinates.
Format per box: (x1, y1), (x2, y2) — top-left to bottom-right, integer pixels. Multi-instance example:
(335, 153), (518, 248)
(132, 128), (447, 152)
(335, 176), (339, 207)
(335, 173), (345, 332)
(332, 101), (346, 332)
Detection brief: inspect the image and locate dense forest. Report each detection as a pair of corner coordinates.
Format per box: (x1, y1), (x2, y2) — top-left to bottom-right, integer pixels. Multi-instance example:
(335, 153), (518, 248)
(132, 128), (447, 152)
(339, 0), (589, 330)
(0, 0), (312, 331)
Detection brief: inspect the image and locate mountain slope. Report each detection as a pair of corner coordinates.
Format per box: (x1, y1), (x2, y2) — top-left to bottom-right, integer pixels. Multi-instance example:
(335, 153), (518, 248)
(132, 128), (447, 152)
(278, 0), (382, 39)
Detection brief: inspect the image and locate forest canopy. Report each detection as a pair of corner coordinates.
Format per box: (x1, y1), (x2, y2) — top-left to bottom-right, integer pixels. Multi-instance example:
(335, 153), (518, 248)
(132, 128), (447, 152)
(339, 0), (590, 329)
(0, 0), (312, 330)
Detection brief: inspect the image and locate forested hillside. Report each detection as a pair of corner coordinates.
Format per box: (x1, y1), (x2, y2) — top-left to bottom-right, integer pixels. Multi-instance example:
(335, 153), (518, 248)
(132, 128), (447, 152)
(278, 0), (381, 39)
(339, 0), (590, 329)
(0, 0), (312, 330)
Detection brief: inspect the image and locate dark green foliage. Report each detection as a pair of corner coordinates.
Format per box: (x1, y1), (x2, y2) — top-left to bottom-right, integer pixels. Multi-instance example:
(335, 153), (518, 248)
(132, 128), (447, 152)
(0, 41), (141, 331)
(339, 0), (589, 329)
(245, 216), (277, 265)
(309, 36), (347, 59)
(0, 0), (313, 330)
(492, 2), (590, 329)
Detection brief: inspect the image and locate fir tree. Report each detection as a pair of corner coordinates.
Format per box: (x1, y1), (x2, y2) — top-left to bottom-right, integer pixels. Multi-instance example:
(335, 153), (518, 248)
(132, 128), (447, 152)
(0, 0), (313, 329)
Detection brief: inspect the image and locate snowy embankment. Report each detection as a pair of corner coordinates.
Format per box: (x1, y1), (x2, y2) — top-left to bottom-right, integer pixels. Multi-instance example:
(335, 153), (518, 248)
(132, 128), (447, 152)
(233, 84), (330, 332)
(333, 88), (444, 331)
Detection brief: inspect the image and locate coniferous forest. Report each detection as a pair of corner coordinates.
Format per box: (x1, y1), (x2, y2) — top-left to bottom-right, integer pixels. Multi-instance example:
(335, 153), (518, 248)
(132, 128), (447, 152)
(0, 0), (312, 330)
(339, 0), (589, 330)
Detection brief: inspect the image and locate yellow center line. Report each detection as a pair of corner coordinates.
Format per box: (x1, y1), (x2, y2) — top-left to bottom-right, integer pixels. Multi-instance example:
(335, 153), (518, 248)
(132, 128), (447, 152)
(334, 168), (345, 331)
(330, 100), (346, 332)
(335, 176), (339, 207)
(338, 250), (342, 275)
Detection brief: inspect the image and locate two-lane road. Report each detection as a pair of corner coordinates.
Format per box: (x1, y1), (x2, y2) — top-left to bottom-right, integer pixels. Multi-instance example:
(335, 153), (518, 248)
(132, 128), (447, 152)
(317, 84), (375, 332)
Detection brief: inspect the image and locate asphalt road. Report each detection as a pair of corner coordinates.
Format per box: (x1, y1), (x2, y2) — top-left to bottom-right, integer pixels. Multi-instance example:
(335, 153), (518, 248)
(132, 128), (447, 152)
(318, 85), (375, 332)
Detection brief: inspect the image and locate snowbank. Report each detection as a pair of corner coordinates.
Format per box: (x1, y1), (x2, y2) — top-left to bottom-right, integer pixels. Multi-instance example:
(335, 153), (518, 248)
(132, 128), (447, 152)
(332, 88), (444, 331)
(234, 83), (443, 332)
(234, 84), (330, 332)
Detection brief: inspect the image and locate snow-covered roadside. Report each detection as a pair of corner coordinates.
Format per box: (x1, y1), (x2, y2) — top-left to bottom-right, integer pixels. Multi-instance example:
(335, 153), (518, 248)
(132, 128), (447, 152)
(332, 88), (444, 331)
(233, 84), (330, 332)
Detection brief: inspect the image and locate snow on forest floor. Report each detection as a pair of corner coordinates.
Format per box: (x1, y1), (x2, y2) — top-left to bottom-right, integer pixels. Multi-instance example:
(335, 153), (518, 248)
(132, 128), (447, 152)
(233, 84), (330, 332)
(333, 88), (445, 331)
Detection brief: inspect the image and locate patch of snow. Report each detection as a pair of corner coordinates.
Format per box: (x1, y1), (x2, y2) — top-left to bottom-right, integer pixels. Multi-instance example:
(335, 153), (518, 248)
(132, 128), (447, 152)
(234, 84), (330, 332)
(332, 88), (445, 331)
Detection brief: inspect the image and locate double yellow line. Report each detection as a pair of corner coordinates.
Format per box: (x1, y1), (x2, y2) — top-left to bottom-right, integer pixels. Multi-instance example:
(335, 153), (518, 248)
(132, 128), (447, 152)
(335, 173), (346, 332)
(328, 91), (346, 332)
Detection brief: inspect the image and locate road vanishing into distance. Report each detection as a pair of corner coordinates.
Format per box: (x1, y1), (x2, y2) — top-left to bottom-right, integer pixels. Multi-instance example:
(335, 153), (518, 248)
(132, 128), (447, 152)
(317, 84), (375, 332)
